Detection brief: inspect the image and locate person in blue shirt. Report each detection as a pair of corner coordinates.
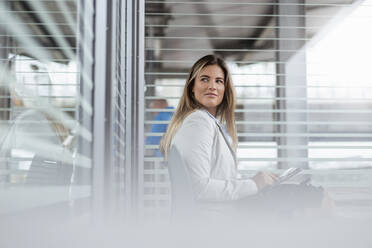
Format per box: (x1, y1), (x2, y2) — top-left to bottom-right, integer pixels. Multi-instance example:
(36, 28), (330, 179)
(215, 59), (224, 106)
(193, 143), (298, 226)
(146, 99), (174, 157)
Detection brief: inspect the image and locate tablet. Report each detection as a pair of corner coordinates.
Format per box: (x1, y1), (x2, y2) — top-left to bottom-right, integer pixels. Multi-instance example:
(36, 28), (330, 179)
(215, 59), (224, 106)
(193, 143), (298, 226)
(276, 167), (303, 184)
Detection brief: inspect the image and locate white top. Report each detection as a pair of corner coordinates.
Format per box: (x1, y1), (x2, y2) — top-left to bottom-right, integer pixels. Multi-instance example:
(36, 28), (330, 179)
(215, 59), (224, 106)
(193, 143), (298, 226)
(171, 109), (258, 202)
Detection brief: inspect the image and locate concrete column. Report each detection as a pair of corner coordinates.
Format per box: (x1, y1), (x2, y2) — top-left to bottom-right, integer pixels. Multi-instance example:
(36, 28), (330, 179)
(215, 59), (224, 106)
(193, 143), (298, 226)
(275, 0), (308, 168)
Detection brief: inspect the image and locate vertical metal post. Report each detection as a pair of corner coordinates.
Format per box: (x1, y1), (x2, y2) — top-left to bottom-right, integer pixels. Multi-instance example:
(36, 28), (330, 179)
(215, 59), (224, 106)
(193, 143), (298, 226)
(0, 12), (10, 183)
(77, 0), (94, 186)
(93, 0), (113, 219)
(126, 0), (145, 221)
(104, 0), (116, 218)
(0, 25), (10, 121)
(91, 0), (144, 222)
(137, 0), (145, 221)
(119, 0), (131, 220)
(124, 0), (133, 221)
(275, 0), (308, 168)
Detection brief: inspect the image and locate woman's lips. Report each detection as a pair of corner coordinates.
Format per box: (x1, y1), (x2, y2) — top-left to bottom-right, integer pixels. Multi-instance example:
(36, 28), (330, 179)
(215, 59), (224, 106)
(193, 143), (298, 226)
(205, 93), (217, 97)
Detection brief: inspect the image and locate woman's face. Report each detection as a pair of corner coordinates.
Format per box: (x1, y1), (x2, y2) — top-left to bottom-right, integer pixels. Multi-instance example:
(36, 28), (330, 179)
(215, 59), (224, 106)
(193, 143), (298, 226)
(192, 64), (225, 116)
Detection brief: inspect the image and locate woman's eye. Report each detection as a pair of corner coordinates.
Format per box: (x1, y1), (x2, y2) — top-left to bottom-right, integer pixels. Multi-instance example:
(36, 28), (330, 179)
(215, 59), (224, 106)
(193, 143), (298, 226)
(201, 78), (208, 82)
(216, 80), (223, 84)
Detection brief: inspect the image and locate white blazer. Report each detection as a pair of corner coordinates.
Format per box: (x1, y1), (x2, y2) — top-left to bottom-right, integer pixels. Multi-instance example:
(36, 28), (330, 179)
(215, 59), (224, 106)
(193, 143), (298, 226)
(170, 109), (258, 203)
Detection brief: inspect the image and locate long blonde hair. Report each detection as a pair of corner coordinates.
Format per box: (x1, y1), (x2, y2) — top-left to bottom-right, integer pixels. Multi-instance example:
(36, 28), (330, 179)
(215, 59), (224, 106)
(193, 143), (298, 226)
(160, 54), (237, 158)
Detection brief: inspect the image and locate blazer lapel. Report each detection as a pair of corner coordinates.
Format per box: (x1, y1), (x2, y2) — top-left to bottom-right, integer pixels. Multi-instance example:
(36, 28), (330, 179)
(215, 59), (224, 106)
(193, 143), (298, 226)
(216, 124), (237, 167)
(202, 109), (237, 167)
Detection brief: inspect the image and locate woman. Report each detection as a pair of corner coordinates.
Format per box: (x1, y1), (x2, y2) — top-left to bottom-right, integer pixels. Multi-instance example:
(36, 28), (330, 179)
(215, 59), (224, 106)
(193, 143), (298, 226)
(160, 55), (278, 217)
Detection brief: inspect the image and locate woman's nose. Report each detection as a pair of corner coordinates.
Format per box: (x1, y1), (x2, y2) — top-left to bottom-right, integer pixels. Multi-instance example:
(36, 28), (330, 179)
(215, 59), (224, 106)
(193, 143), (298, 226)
(208, 81), (217, 90)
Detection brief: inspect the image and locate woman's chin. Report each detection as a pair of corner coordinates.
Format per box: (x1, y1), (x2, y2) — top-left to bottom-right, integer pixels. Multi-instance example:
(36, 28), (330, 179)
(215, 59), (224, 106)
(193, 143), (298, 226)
(201, 101), (220, 109)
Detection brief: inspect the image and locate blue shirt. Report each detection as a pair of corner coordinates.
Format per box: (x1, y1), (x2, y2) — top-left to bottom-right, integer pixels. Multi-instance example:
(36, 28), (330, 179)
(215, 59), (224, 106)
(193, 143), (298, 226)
(146, 106), (174, 157)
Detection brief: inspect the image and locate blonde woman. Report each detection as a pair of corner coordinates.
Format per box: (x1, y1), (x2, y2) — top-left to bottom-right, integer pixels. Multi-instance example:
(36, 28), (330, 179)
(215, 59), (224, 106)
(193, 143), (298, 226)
(160, 55), (278, 219)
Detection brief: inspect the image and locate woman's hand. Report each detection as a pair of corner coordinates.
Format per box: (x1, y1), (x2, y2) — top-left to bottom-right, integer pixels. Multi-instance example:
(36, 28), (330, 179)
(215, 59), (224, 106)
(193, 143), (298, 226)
(252, 171), (278, 191)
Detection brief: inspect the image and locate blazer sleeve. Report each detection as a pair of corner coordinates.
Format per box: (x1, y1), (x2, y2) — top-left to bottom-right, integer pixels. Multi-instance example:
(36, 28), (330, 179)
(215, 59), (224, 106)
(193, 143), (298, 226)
(173, 112), (258, 202)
